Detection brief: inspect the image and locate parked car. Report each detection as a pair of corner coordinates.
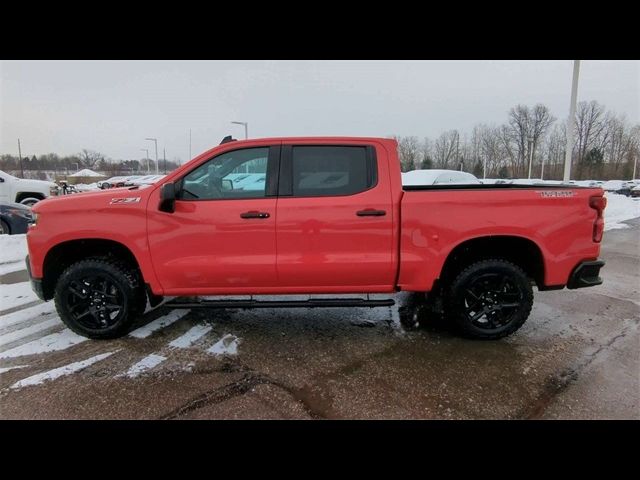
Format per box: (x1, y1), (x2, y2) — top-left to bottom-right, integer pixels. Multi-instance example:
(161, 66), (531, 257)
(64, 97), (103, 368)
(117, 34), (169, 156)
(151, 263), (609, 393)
(631, 185), (640, 198)
(401, 169), (480, 186)
(0, 201), (34, 234)
(27, 136), (606, 341)
(601, 180), (634, 196)
(0, 170), (59, 206)
(99, 175), (144, 189)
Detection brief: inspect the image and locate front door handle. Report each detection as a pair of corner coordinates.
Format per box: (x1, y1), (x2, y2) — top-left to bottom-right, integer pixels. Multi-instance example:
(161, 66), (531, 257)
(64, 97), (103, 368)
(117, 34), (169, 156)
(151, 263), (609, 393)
(356, 209), (386, 217)
(240, 211), (270, 219)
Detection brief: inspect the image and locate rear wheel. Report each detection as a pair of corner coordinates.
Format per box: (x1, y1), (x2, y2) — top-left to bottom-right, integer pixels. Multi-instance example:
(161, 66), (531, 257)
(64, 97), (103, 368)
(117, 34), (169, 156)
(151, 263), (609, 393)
(0, 220), (9, 234)
(54, 258), (146, 339)
(444, 259), (533, 340)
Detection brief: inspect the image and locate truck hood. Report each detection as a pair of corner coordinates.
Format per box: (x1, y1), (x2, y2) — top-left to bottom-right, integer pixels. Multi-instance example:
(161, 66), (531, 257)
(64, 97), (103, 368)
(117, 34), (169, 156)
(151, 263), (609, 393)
(32, 185), (154, 213)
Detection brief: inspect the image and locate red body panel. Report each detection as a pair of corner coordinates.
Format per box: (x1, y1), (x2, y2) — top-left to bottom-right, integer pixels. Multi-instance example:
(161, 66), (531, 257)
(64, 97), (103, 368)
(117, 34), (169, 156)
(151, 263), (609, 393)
(27, 136), (604, 298)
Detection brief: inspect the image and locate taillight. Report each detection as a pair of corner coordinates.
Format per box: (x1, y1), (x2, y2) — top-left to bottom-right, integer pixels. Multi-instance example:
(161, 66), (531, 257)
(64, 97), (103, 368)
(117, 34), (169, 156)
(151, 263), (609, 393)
(589, 195), (606, 242)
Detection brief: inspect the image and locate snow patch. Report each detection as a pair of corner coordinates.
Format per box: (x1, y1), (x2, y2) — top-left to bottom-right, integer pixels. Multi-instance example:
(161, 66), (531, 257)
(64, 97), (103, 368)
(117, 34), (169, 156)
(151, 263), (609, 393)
(0, 318), (61, 348)
(119, 353), (166, 378)
(207, 334), (240, 356)
(0, 302), (56, 330)
(0, 234), (27, 266)
(168, 324), (212, 349)
(10, 351), (116, 389)
(0, 365), (28, 375)
(0, 282), (40, 311)
(0, 329), (87, 359)
(129, 309), (190, 338)
(603, 193), (640, 231)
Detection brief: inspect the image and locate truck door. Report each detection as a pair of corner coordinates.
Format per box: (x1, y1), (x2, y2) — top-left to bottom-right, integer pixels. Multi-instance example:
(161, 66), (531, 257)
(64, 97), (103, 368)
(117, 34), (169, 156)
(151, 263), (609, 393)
(275, 142), (395, 290)
(147, 145), (280, 293)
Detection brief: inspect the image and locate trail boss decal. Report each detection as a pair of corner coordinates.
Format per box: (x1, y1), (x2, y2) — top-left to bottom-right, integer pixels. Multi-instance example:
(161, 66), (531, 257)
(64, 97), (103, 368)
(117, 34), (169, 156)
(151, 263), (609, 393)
(110, 197), (141, 204)
(536, 190), (575, 198)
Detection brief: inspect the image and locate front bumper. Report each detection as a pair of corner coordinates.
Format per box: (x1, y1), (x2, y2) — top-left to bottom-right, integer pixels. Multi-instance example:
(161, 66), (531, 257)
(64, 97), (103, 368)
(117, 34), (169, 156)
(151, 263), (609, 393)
(25, 255), (45, 301)
(567, 260), (605, 289)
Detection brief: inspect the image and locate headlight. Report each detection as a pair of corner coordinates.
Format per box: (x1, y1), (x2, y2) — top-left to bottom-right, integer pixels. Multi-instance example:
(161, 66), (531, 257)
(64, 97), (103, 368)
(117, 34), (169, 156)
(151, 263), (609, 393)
(28, 212), (39, 227)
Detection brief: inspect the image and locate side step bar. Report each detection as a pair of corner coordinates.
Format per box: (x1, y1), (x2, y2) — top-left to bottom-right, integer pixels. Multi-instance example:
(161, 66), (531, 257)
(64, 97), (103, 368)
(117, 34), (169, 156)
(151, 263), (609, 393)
(165, 297), (395, 309)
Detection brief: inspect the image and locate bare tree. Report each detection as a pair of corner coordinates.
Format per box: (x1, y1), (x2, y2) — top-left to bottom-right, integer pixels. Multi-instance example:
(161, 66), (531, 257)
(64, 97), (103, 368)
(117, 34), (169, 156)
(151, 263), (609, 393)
(396, 136), (420, 172)
(574, 101), (610, 178)
(78, 149), (105, 169)
(505, 104), (555, 177)
(434, 130), (459, 169)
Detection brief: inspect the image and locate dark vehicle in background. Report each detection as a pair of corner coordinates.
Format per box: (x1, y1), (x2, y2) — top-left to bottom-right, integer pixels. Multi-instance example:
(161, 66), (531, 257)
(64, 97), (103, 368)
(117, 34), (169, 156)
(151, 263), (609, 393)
(0, 201), (33, 234)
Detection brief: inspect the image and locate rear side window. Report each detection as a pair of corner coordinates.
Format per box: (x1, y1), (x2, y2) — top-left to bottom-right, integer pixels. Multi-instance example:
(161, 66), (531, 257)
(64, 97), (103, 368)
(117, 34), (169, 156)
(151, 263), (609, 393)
(291, 146), (374, 197)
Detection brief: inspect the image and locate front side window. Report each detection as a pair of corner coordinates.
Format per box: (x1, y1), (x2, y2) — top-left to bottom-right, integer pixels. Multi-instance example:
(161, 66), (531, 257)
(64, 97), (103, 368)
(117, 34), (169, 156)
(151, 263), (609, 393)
(178, 147), (269, 200)
(291, 146), (371, 197)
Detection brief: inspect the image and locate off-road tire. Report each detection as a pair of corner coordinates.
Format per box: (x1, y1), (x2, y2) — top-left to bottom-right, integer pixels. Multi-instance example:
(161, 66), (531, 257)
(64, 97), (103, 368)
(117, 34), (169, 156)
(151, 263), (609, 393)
(444, 258), (533, 340)
(54, 257), (146, 339)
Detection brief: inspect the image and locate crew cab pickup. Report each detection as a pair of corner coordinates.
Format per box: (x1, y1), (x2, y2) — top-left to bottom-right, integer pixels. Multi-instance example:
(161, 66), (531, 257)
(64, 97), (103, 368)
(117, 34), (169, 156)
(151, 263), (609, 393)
(0, 170), (59, 206)
(26, 137), (607, 340)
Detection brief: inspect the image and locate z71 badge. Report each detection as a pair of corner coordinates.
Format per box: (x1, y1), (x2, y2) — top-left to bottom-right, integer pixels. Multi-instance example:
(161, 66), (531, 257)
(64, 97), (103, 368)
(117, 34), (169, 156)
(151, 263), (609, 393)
(536, 190), (575, 198)
(110, 197), (141, 204)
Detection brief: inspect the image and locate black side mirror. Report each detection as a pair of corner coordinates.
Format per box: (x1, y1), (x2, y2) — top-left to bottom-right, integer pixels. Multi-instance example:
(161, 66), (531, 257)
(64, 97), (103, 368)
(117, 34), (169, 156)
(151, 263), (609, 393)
(159, 182), (176, 213)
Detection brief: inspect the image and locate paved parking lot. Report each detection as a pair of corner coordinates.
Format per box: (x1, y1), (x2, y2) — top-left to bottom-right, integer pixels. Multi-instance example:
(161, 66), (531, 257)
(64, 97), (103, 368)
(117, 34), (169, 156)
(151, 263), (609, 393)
(0, 219), (638, 419)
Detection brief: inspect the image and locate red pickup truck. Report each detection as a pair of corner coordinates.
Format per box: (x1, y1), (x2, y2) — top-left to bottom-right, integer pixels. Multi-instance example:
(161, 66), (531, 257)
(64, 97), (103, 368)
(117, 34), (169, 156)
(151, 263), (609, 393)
(26, 136), (606, 340)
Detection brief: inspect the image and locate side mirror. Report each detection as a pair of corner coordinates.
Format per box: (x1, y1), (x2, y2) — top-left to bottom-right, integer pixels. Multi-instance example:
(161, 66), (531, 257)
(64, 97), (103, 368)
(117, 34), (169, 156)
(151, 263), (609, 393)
(159, 182), (176, 213)
(221, 179), (233, 191)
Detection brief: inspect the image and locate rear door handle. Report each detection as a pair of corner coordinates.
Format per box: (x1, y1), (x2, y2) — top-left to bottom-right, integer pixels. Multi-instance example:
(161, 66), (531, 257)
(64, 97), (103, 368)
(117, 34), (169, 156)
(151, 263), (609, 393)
(240, 211), (270, 219)
(356, 209), (386, 217)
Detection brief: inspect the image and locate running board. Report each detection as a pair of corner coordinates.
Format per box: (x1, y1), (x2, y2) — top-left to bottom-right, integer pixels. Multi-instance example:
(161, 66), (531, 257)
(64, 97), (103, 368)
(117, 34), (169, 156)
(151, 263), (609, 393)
(165, 297), (395, 309)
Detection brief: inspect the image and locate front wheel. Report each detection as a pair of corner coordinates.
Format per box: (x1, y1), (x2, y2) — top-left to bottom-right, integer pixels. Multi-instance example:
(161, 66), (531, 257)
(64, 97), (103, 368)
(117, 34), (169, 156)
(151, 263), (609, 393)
(54, 258), (146, 339)
(444, 259), (533, 340)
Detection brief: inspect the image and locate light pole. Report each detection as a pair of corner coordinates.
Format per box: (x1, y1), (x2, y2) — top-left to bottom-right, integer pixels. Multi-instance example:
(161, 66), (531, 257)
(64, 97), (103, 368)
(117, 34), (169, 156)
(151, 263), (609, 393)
(633, 153), (638, 180)
(145, 138), (158, 174)
(231, 121), (248, 139)
(140, 148), (150, 174)
(540, 154), (545, 180)
(527, 137), (534, 179)
(563, 60), (581, 183)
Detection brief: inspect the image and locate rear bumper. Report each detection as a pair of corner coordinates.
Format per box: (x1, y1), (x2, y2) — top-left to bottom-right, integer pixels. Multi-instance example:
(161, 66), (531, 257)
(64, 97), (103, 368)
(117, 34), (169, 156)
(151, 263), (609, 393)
(25, 255), (45, 301)
(567, 260), (605, 289)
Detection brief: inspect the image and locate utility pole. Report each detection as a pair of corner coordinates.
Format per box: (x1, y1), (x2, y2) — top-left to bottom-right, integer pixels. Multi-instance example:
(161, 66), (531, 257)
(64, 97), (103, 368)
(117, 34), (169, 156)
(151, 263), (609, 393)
(18, 139), (24, 178)
(633, 153), (638, 180)
(527, 137), (534, 179)
(231, 121), (248, 139)
(141, 149), (150, 174)
(163, 147), (166, 174)
(541, 155), (545, 180)
(563, 60), (581, 183)
(145, 138), (158, 174)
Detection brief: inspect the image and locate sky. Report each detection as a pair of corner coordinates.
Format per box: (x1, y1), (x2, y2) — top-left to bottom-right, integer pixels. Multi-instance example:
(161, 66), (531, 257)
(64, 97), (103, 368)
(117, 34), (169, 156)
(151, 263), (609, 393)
(1, 60), (638, 163)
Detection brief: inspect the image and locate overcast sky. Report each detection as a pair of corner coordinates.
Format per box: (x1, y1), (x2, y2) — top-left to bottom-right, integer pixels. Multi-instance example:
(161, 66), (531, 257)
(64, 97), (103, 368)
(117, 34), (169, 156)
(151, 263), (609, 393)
(1, 60), (638, 162)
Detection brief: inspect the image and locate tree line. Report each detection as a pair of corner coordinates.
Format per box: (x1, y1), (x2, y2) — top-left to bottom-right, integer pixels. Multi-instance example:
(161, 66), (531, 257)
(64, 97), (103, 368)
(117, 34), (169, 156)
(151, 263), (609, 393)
(394, 100), (640, 180)
(0, 149), (181, 179)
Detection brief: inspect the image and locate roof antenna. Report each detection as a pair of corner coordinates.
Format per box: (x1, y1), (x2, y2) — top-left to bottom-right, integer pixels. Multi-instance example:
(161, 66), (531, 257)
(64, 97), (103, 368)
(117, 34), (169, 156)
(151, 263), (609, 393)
(220, 135), (237, 145)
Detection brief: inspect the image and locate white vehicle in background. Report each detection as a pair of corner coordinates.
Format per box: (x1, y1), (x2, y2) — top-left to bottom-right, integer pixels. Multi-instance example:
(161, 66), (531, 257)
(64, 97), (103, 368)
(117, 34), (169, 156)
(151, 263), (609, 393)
(130, 174), (166, 186)
(0, 170), (58, 206)
(401, 169), (481, 186)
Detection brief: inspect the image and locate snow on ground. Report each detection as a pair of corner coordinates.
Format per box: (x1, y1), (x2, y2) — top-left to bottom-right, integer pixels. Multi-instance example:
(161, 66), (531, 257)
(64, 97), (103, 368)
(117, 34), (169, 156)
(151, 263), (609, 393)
(0, 318), (61, 348)
(0, 234), (27, 274)
(0, 303), (56, 330)
(9, 351), (116, 390)
(168, 324), (213, 349)
(604, 193), (640, 231)
(1, 282), (39, 311)
(129, 309), (191, 338)
(0, 329), (87, 359)
(207, 334), (240, 356)
(120, 353), (167, 378)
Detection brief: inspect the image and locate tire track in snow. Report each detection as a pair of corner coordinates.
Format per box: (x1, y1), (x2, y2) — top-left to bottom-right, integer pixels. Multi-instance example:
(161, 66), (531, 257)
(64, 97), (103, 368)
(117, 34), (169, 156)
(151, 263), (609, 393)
(0, 318), (62, 349)
(9, 351), (117, 390)
(119, 354), (167, 378)
(129, 309), (191, 338)
(0, 329), (87, 359)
